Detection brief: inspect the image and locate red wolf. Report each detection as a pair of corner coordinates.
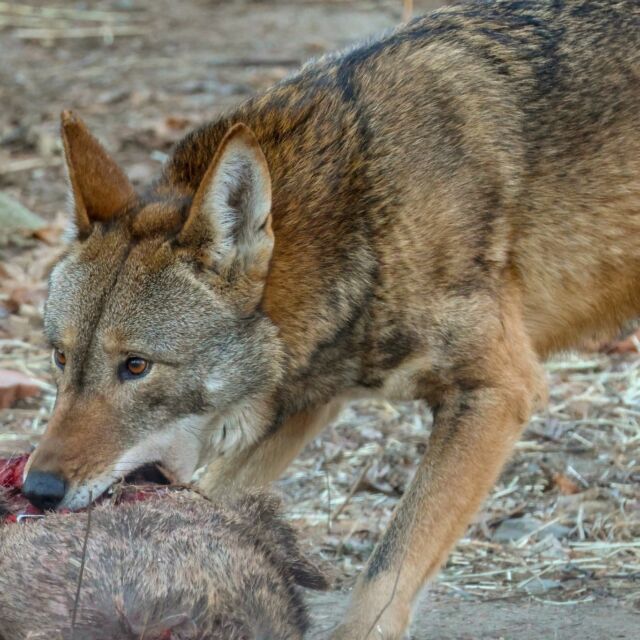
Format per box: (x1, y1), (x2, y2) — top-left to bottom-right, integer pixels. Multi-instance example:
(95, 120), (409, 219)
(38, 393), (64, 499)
(23, 1), (640, 636)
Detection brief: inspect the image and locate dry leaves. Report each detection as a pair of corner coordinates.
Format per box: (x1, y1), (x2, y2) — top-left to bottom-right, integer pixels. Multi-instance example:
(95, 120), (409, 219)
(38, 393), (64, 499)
(551, 472), (581, 496)
(0, 369), (41, 409)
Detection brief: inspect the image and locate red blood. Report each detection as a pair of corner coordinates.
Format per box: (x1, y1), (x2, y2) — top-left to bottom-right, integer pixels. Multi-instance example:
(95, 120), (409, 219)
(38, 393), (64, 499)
(1, 455), (175, 527)
(119, 488), (161, 504)
(0, 454), (29, 490)
(1, 455), (39, 526)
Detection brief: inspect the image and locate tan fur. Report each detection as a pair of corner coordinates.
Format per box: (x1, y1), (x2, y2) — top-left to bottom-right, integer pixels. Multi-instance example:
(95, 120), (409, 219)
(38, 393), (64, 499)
(23, 394), (120, 491)
(26, 1), (640, 637)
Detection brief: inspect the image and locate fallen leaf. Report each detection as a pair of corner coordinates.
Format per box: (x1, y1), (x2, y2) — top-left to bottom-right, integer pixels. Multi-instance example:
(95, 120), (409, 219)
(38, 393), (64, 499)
(32, 225), (62, 245)
(602, 328), (640, 354)
(0, 193), (46, 231)
(164, 115), (192, 130)
(7, 284), (46, 309)
(0, 370), (41, 409)
(552, 472), (581, 495)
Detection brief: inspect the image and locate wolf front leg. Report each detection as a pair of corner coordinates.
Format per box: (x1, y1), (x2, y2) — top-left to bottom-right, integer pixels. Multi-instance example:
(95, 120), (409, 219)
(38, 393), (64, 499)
(198, 397), (347, 497)
(331, 309), (547, 640)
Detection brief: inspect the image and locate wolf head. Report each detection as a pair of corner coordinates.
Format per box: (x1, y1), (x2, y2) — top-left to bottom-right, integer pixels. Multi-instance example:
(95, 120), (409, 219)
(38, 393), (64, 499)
(23, 112), (284, 511)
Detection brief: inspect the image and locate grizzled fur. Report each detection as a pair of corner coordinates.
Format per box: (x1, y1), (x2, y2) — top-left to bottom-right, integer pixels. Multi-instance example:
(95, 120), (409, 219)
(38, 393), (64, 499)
(25, 1), (640, 638)
(0, 491), (326, 640)
(0, 488), (8, 518)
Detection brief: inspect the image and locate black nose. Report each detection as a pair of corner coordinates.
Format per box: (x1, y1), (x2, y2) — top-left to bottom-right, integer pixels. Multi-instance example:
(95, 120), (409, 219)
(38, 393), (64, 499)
(22, 471), (67, 511)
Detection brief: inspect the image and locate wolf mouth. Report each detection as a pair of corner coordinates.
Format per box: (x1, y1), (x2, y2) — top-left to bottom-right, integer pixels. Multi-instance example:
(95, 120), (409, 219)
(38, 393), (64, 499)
(122, 462), (172, 486)
(2, 456), (176, 521)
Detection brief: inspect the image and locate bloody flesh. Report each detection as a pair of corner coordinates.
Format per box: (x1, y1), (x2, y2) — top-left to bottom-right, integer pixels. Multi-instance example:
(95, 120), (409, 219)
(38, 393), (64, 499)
(1, 455), (172, 524)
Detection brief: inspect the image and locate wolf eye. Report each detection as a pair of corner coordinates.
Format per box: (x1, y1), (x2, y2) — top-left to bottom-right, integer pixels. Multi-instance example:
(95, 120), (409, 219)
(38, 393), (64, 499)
(119, 357), (150, 381)
(53, 349), (66, 369)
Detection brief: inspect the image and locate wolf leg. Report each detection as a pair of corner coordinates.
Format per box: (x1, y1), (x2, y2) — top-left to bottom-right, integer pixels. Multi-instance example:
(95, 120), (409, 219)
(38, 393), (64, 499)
(198, 398), (346, 497)
(332, 299), (547, 639)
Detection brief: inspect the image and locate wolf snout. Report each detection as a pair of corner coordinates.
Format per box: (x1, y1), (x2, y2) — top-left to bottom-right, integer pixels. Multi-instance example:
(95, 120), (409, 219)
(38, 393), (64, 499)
(22, 470), (67, 511)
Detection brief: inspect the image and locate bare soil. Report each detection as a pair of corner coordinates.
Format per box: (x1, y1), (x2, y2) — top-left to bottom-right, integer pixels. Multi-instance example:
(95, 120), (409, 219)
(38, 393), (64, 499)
(0, 1), (638, 638)
(308, 593), (638, 639)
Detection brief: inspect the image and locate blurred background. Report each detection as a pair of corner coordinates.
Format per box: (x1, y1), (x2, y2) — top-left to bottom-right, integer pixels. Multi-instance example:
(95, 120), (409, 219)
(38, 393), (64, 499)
(0, 2), (638, 637)
(0, 0), (444, 220)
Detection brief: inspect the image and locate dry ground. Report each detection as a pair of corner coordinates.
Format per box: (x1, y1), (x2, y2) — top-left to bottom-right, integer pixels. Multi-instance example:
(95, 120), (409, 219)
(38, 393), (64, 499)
(1, 1), (638, 638)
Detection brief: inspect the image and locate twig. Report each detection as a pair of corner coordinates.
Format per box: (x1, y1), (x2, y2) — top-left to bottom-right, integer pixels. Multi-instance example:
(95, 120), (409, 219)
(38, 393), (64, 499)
(0, 3), (139, 21)
(0, 17), (74, 28)
(325, 471), (332, 534)
(0, 158), (62, 175)
(332, 460), (372, 521)
(13, 26), (149, 40)
(71, 492), (93, 637)
(364, 490), (422, 639)
(402, 0), (414, 22)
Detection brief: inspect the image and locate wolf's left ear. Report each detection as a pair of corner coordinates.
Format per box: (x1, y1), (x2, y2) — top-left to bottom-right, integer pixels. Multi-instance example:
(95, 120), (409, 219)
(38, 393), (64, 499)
(180, 123), (273, 285)
(61, 110), (135, 237)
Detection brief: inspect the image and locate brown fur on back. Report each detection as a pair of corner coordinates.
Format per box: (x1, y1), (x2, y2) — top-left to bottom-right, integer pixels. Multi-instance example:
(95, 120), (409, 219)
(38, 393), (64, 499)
(153, 0), (640, 407)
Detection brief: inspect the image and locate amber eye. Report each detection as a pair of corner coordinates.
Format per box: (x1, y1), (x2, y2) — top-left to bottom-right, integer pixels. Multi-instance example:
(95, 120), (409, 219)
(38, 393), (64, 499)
(119, 356), (150, 381)
(53, 349), (66, 369)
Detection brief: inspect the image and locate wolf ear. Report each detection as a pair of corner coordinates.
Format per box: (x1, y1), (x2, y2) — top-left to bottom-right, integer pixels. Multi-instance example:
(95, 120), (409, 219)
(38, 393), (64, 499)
(61, 110), (135, 237)
(179, 123), (273, 284)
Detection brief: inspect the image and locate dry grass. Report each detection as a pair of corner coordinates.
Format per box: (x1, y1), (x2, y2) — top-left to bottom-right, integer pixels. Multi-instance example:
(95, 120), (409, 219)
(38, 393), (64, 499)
(278, 353), (640, 605)
(0, 2), (148, 43)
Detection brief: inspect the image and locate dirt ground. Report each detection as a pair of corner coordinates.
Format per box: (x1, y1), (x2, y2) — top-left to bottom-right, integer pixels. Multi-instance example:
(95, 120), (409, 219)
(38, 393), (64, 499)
(308, 593), (640, 639)
(1, 1), (639, 638)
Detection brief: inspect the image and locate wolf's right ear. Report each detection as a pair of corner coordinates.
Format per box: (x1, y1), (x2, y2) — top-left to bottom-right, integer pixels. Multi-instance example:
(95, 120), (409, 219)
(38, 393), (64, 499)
(61, 110), (135, 237)
(178, 123), (273, 285)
